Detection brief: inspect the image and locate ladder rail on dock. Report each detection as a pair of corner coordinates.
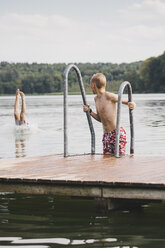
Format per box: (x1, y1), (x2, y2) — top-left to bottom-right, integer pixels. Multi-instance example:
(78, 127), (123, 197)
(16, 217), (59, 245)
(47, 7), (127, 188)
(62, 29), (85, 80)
(63, 63), (95, 157)
(115, 81), (134, 158)
(64, 64), (134, 158)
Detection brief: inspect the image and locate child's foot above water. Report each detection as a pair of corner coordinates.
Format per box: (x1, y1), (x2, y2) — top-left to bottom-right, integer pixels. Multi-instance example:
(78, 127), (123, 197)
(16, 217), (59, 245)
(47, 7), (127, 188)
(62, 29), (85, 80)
(16, 89), (20, 96)
(20, 91), (25, 98)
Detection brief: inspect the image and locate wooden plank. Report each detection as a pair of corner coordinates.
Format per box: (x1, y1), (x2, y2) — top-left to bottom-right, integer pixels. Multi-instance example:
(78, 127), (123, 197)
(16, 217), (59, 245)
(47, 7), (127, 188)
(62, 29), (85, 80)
(0, 154), (165, 200)
(0, 154), (165, 184)
(0, 180), (165, 200)
(0, 182), (102, 197)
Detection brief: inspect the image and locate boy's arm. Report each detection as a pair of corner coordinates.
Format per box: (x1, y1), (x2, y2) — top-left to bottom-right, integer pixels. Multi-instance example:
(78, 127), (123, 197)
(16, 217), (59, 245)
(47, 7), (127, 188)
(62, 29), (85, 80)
(122, 99), (136, 109)
(83, 105), (101, 122)
(109, 93), (136, 110)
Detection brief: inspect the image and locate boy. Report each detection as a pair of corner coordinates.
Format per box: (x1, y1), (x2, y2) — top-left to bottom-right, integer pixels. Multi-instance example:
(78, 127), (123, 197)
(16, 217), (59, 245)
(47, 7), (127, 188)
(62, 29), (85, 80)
(83, 73), (136, 155)
(14, 89), (27, 125)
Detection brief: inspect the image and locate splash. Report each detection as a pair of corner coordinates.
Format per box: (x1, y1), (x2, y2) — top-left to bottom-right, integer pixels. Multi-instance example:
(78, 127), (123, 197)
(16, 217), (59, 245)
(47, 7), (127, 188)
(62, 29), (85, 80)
(14, 119), (42, 137)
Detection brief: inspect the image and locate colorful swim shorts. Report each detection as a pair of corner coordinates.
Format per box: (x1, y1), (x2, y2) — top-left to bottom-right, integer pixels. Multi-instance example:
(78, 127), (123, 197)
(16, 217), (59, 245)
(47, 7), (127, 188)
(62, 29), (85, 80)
(102, 127), (127, 155)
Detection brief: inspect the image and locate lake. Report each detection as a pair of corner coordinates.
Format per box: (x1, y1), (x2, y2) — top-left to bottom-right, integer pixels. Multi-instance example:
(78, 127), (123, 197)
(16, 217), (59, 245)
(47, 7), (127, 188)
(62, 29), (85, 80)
(0, 194), (165, 248)
(0, 94), (165, 159)
(0, 94), (165, 248)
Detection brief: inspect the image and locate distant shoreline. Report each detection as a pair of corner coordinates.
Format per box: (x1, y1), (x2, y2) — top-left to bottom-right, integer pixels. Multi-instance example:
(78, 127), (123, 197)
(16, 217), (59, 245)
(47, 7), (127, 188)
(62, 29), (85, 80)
(0, 92), (164, 97)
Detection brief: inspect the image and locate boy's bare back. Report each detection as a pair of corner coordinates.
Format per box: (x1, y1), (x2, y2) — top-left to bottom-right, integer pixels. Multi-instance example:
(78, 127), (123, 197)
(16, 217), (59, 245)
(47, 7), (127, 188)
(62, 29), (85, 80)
(94, 91), (117, 133)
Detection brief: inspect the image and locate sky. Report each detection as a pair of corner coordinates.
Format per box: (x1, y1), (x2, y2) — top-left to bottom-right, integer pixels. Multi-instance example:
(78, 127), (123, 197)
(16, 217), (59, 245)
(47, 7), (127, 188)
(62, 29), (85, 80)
(0, 0), (165, 64)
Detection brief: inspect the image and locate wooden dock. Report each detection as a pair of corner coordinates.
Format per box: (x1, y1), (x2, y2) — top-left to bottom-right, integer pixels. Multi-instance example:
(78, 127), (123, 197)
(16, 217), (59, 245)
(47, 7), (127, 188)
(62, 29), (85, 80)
(0, 154), (165, 204)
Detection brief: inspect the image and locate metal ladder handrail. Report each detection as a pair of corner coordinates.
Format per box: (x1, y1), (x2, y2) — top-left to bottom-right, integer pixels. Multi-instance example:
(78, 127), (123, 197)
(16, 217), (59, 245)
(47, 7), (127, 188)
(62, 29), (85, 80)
(63, 63), (95, 157)
(115, 81), (134, 158)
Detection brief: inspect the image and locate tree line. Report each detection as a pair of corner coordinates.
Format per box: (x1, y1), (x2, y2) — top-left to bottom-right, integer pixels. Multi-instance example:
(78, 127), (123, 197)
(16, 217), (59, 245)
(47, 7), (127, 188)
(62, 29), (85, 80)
(0, 52), (164, 94)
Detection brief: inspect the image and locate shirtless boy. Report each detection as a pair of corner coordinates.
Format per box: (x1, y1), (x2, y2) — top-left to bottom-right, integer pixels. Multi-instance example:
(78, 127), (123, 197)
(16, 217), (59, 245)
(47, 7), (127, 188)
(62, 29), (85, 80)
(83, 73), (136, 155)
(14, 89), (27, 125)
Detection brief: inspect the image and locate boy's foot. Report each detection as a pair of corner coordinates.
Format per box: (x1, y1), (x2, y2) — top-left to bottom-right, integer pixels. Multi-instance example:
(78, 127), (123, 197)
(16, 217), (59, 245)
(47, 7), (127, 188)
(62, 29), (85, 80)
(20, 91), (25, 98)
(16, 89), (20, 96)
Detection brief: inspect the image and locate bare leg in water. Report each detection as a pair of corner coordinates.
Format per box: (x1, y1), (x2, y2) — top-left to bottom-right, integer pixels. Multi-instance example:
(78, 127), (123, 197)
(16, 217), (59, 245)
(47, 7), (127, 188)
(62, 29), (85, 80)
(20, 91), (26, 122)
(14, 89), (26, 124)
(14, 89), (27, 157)
(14, 89), (20, 122)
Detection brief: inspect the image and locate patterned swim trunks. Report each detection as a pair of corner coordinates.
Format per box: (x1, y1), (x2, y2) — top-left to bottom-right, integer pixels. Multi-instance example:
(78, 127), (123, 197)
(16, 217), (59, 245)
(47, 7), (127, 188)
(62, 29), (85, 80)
(102, 127), (127, 155)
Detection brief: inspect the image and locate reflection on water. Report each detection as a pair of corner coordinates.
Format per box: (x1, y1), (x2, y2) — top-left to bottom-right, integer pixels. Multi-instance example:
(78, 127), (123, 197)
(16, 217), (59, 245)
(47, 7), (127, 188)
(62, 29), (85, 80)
(15, 138), (26, 158)
(0, 194), (165, 248)
(14, 125), (32, 158)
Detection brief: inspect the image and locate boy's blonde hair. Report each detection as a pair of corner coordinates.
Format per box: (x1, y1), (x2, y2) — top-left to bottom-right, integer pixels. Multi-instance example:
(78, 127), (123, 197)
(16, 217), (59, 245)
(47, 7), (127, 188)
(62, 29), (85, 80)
(90, 73), (106, 89)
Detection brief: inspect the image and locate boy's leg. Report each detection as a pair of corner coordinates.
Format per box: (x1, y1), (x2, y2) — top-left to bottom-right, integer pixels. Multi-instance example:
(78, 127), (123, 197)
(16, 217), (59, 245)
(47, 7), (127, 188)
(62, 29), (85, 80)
(102, 132), (115, 154)
(119, 127), (127, 155)
(119, 142), (126, 155)
(14, 89), (20, 121)
(20, 91), (26, 121)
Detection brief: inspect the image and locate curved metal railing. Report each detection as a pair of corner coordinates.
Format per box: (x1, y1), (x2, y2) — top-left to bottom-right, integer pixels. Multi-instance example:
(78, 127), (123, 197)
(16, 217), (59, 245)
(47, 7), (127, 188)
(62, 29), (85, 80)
(115, 81), (134, 158)
(63, 64), (95, 157)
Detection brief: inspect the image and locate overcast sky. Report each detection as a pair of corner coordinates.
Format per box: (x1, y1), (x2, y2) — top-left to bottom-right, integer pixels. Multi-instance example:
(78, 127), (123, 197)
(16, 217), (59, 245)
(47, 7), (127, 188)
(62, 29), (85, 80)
(0, 0), (165, 64)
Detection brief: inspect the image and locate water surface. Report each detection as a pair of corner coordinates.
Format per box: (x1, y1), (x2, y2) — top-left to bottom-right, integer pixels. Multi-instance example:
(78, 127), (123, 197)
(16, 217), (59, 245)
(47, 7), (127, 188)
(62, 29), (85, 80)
(0, 94), (164, 159)
(0, 194), (165, 248)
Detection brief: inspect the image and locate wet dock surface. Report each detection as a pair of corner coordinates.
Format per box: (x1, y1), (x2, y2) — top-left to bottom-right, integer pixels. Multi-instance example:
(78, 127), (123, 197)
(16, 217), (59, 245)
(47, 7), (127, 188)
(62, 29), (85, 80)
(0, 154), (165, 200)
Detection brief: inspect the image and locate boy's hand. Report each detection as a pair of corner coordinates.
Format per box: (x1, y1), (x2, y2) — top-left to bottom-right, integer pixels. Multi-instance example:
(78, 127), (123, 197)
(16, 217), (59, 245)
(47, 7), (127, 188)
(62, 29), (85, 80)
(83, 104), (90, 112)
(128, 102), (136, 110)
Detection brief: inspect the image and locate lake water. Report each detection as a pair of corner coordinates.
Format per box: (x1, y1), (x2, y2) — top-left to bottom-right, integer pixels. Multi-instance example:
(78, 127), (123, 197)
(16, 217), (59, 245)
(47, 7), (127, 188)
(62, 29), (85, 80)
(0, 94), (165, 159)
(0, 194), (165, 248)
(0, 94), (165, 248)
